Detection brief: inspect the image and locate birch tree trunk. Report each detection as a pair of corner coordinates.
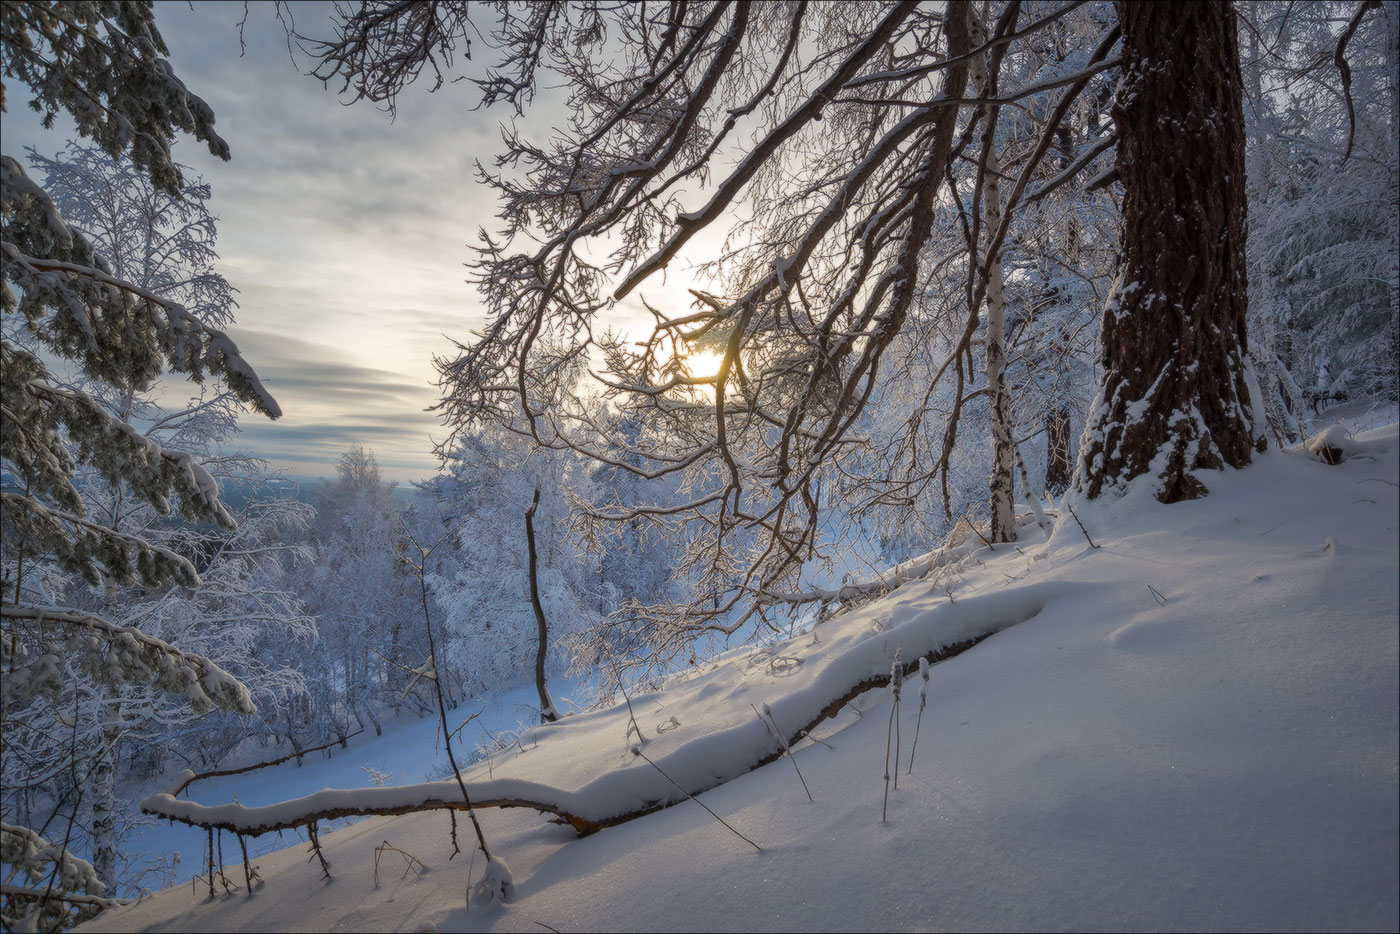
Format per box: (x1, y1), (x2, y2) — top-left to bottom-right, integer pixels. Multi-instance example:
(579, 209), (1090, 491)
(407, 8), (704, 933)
(970, 6), (1017, 542)
(90, 721), (121, 892)
(1078, 0), (1264, 503)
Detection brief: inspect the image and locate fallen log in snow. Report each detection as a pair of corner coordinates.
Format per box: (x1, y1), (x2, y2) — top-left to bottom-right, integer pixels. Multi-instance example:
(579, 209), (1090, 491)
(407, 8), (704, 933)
(143, 581), (1075, 844)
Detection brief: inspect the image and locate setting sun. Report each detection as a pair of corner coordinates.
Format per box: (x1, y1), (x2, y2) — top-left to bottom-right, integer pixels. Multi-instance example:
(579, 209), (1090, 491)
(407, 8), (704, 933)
(682, 348), (726, 378)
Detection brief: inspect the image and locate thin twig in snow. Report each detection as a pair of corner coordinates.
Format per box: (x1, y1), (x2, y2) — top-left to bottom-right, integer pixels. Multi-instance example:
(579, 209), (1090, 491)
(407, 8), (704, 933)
(907, 658), (931, 775)
(602, 643), (645, 746)
(631, 747), (761, 852)
(1258, 515), (1299, 536)
(751, 703), (813, 802)
(1065, 503), (1099, 548)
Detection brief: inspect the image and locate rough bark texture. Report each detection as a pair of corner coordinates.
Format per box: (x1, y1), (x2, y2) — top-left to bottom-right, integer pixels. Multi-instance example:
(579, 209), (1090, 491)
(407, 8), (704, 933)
(1045, 408), (1073, 495)
(1079, 1), (1262, 503)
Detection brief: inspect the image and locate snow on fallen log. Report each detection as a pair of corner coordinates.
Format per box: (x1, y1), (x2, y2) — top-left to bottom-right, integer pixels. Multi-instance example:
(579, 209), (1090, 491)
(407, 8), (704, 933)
(142, 580), (1083, 839)
(142, 776), (604, 835)
(758, 520), (985, 607)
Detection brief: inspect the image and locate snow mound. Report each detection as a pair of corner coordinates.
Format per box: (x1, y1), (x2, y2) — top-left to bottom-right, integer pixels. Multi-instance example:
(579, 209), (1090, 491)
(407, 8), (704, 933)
(82, 427), (1400, 933)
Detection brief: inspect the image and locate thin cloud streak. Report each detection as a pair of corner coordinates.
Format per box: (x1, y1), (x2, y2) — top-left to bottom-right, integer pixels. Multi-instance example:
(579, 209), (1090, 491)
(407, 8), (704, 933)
(223, 328), (445, 478)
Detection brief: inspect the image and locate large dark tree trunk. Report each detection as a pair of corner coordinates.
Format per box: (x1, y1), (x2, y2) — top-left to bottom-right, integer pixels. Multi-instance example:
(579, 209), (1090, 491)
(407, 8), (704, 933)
(1078, 1), (1264, 503)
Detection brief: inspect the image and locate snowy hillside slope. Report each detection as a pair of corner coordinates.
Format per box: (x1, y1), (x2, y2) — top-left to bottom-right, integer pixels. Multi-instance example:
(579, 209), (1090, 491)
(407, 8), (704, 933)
(83, 426), (1399, 933)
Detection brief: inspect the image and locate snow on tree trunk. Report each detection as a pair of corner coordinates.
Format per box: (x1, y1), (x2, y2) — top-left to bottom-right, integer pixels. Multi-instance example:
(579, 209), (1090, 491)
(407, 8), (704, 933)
(1078, 1), (1265, 503)
(89, 722), (120, 892)
(969, 9), (1016, 543)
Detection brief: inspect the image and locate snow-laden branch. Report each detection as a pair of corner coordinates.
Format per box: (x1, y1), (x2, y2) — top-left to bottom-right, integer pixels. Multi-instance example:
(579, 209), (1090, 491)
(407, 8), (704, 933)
(1, 604), (256, 715)
(1, 155), (279, 421)
(0, 823), (104, 898)
(0, 490), (200, 588)
(0, 240), (280, 420)
(0, 885), (130, 911)
(144, 776), (604, 836)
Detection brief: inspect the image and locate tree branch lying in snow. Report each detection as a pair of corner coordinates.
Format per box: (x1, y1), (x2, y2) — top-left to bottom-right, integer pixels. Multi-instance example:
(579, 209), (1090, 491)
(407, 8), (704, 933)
(139, 632), (999, 838)
(757, 526), (982, 608)
(143, 777), (605, 836)
(141, 582), (1066, 841)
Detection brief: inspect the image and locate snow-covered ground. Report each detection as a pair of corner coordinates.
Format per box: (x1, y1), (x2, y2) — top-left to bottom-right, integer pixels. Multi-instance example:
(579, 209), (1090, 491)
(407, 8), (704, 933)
(115, 680), (588, 889)
(83, 424), (1399, 932)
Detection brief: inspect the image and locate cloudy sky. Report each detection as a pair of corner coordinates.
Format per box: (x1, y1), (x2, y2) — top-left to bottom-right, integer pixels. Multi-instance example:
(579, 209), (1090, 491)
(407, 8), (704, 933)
(5, 1), (703, 481)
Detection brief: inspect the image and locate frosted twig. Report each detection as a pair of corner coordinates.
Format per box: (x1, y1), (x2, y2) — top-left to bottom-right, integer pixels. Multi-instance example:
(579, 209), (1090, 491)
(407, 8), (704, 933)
(752, 703), (812, 802)
(631, 746), (761, 851)
(1065, 504), (1099, 548)
(891, 655), (903, 791)
(883, 652), (903, 821)
(907, 657), (930, 775)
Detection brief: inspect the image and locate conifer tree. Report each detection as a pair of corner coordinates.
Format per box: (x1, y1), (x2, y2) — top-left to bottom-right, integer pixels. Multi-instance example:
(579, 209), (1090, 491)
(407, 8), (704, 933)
(1, 3), (277, 927)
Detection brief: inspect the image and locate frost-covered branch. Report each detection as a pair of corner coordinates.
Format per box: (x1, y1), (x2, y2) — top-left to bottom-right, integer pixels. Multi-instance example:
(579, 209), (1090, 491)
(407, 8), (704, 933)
(0, 604), (256, 715)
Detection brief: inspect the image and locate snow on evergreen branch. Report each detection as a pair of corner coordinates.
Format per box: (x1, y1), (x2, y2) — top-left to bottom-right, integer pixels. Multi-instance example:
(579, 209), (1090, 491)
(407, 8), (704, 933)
(0, 604), (256, 715)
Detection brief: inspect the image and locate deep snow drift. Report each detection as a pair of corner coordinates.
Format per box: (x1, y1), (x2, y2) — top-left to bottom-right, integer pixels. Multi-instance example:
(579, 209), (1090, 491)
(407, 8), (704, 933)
(83, 426), (1399, 933)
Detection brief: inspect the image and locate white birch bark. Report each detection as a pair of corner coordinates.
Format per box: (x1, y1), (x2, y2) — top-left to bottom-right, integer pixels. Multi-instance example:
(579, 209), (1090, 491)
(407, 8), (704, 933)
(90, 720), (120, 891)
(970, 7), (1016, 543)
